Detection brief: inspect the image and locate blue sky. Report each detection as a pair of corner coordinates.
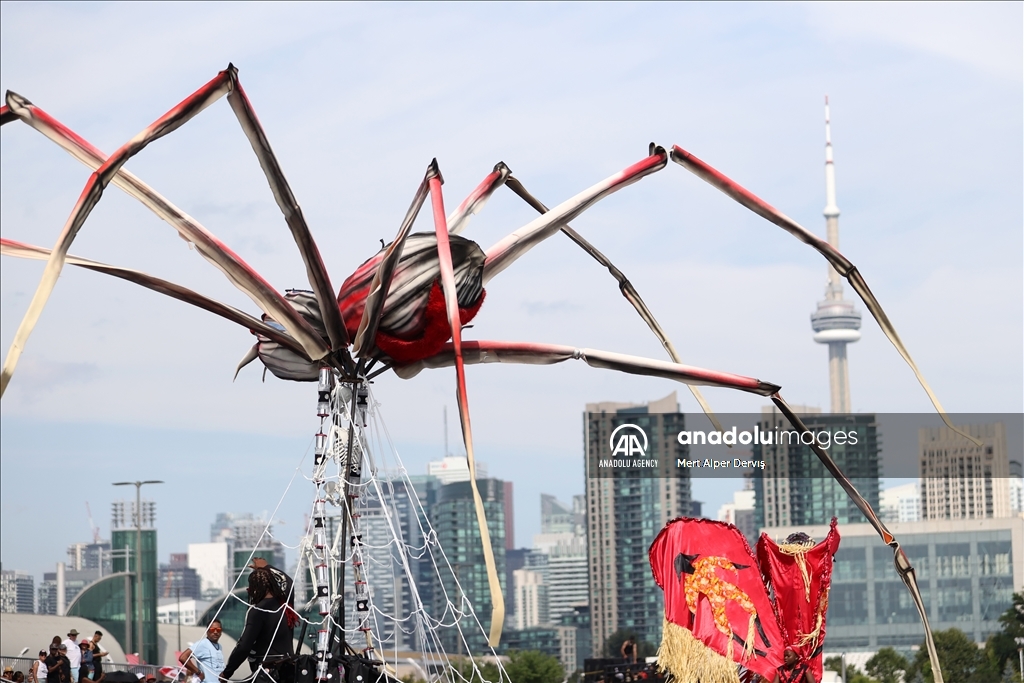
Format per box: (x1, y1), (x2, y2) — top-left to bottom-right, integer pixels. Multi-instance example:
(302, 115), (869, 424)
(1, 2), (1021, 581)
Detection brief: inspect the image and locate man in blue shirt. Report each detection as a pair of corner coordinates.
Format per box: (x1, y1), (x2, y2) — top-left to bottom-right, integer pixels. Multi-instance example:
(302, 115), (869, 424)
(179, 621), (225, 683)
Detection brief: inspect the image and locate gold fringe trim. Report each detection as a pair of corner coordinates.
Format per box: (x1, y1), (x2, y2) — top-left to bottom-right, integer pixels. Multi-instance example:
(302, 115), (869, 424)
(743, 612), (756, 661)
(795, 586), (830, 648)
(777, 541), (814, 602)
(658, 619), (741, 683)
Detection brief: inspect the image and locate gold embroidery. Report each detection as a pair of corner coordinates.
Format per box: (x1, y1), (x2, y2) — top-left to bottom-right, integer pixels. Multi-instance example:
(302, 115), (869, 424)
(683, 556), (758, 660)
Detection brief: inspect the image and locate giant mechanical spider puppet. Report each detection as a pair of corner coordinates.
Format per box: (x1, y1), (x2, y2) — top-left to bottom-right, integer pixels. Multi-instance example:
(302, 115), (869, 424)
(1, 65), (966, 682)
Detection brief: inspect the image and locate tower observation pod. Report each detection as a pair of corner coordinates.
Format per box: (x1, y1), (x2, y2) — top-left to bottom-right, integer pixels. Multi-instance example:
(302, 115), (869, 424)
(811, 97), (861, 413)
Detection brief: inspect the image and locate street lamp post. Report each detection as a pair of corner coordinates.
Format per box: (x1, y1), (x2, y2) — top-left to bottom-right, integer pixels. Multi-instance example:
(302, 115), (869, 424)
(113, 480), (163, 661)
(176, 585), (182, 656)
(1014, 636), (1023, 683)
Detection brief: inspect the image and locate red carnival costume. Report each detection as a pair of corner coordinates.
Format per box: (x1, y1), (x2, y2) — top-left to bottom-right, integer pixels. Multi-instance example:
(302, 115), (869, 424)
(757, 520), (840, 683)
(649, 517), (840, 683)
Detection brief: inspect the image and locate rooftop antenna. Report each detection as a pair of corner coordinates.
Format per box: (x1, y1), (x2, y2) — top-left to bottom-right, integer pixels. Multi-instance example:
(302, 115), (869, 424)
(443, 405), (449, 457)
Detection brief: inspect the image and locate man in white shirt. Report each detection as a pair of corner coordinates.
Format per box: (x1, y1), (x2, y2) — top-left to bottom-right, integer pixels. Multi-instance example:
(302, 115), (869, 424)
(179, 621), (224, 683)
(62, 630), (81, 682)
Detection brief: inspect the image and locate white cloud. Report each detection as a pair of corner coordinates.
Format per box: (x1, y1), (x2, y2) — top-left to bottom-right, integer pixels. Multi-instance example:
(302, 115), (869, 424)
(806, 2), (1023, 81)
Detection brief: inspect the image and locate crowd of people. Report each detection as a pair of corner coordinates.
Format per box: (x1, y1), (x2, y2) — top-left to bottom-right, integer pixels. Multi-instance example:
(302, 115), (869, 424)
(4, 560), (298, 683)
(2, 629), (111, 683)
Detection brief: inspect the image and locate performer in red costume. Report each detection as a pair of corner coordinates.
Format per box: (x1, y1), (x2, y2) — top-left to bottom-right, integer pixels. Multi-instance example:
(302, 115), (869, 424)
(772, 647), (814, 683)
(757, 520), (840, 683)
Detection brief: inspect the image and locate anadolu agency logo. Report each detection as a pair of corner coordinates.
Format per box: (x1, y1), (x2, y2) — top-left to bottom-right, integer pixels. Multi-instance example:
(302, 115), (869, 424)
(609, 424), (648, 457)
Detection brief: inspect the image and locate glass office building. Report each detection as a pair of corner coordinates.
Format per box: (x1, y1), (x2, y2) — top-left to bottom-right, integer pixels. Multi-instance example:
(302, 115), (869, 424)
(109, 529), (158, 663)
(584, 393), (694, 656)
(431, 477), (507, 654)
(753, 410), (881, 530)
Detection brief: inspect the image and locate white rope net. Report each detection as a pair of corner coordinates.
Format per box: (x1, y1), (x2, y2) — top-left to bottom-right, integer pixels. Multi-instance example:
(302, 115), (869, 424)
(292, 375), (511, 683)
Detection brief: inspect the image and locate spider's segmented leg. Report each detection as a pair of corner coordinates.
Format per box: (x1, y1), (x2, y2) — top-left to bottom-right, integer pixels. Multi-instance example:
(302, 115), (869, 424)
(0, 69), (335, 397)
(428, 166), (505, 648)
(446, 162), (511, 235)
(226, 76), (350, 356)
(1, 95), (325, 357)
(502, 173), (725, 433)
(670, 145), (973, 447)
(352, 161), (438, 361)
(770, 393), (944, 683)
(393, 340), (780, 396)
(0, 71), (235, 396)
(481, 147), (669, 283)
(0, 238), (305, 357)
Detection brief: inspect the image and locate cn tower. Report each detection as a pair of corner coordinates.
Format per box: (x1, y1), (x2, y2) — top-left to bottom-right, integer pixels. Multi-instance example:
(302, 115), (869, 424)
(810, 97), (861, 413)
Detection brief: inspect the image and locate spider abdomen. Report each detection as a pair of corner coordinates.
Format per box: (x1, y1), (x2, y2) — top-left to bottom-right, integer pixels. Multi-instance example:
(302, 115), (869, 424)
(337, 232), (486, 362)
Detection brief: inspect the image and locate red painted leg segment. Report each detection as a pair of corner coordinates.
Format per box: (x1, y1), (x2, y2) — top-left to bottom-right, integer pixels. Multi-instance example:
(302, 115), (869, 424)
(2, 87), (329, 364)
(671, 145), (849, 271)
(352, 161), (436, 359)
(394, 340), (780, 396)
(447, 162), (511, 235)
(482, 148), (669, 283)
(0, 70), (237, 397)
(226, 76), (349, 352)
(671, 145), (973, 444)
(429, 173), (506, 648)
(503, 173), (725, 433)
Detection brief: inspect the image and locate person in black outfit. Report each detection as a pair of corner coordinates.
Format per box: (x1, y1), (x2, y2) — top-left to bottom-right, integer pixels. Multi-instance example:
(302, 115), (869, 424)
(620, 637), (636, 664)
(88, 632), (107, 683)
(45, 645), (70, 683)
(220, 559), (297, 683)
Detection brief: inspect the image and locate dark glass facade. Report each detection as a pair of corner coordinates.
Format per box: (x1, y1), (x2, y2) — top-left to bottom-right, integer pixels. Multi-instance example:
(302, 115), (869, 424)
(754, 413), (880, 529)
(431, 478), (506, 654)
(112, 529), (158, 663)
(66, 573), (135, 659)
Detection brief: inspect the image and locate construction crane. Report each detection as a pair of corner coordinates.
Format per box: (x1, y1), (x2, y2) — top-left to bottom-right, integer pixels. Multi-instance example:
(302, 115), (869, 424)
(85, 502), (100, 543)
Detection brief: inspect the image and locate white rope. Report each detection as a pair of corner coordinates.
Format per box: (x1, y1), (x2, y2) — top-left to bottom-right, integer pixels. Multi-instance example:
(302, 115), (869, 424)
(234, 378), (515, 683)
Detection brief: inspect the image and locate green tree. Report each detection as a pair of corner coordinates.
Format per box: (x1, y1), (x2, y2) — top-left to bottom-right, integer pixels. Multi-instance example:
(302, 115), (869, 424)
(450, 656), (502, 683)
(866, 647), (911, 683)
(824, 655), (843, 676)
(823, 656), (873, 683)
(907, 628), (988, 683)
(503, 650), (564, 683)
(984, 593), (1024, 682)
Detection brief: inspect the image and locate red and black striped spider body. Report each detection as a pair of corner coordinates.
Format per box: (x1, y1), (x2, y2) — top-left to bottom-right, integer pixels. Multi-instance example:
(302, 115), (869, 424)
(336, 233), (486, 365)
(252, 233), (486, 381)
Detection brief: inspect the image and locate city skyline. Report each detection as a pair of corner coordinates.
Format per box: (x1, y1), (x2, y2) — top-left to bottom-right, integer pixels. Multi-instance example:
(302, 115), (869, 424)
(1, 3), (1021, 587)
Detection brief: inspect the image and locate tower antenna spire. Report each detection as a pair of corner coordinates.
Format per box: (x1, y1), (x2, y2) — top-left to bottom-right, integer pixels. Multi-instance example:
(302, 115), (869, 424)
(811, 96), (861, 413)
